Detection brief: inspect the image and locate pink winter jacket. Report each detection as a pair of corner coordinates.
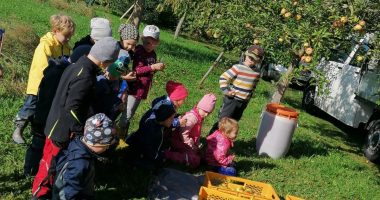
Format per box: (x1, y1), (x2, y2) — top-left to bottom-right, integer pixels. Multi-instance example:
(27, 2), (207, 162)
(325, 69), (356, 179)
(205, 130), (234, 167)
(171, 108), (203, 152)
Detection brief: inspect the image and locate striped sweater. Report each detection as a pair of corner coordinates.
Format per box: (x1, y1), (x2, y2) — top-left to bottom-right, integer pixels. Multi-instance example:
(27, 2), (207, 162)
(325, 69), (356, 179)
(219, 64), (260, 100)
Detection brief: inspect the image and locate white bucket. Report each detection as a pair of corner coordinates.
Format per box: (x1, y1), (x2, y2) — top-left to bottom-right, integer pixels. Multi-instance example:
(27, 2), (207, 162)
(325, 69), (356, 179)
(255, 103), (299, 159)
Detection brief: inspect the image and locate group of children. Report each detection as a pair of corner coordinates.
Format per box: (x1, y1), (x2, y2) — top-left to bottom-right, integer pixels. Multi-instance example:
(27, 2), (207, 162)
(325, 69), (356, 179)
(10, 13), (264, 200)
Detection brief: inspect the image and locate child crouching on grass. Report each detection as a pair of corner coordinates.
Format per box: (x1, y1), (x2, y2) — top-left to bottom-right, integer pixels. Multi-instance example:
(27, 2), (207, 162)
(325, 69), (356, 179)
(165, 93), (217, 168)
(126, 98), (176, 171)
(205, 117), (239, 176)
(52, 113), (116, 200)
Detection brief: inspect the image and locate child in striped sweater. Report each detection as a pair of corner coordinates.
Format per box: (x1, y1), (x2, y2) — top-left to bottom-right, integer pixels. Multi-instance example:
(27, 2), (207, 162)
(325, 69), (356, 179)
(209, 45), (264, 134)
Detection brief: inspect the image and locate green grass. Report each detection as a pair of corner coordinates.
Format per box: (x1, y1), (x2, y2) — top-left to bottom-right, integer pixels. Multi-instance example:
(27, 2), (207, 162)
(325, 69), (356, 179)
(0, 0), (379, 199)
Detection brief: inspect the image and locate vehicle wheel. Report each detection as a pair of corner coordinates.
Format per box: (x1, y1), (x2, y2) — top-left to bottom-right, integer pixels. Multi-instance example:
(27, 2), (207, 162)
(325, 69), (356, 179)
(364, 119), (380, 163)
(302, 86), (316, 114)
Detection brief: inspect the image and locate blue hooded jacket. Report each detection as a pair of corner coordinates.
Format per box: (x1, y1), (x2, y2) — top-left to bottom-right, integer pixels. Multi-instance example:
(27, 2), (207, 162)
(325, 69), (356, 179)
(53, 137), (97, 200)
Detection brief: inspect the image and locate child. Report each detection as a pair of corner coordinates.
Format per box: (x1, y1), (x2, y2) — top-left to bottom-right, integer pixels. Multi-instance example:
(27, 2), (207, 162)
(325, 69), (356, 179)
(209, 45), (264, 134)
(205, 117), (238, 176)
(24, 46), (92, 177)
(73, 17), (112, 50)
(151, 80), (189, 128)
(52, 113), (115, 200)
(93, 56), (130, 121)
(12, 14), (75, 144)
(32, 37), (120, 199)
(117, 23), (138, 134)
(126, 98), (176, 170)
(165, 93), (217, 168)
(118, 25), (165, 136)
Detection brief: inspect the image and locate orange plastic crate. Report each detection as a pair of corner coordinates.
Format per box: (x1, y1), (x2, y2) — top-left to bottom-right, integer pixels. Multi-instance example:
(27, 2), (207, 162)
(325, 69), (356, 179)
(285, 195), (304, 200)
(203, 171), (280, 200)
(199, 186), (246, 200)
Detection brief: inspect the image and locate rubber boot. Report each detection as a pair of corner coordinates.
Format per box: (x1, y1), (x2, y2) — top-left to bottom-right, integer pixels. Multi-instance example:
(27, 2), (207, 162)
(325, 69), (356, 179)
(12, 118), (28, 144)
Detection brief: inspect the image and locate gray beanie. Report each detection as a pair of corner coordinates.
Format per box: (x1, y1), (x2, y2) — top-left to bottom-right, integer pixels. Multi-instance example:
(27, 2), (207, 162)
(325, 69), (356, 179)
(118, 23), (138, 40)
(90, 17), (112, 41)
(89, 37), (120, 62)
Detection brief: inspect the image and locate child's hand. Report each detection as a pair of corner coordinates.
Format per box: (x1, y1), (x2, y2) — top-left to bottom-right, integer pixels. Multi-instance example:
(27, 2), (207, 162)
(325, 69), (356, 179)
(225, 90), (236, 97)
(151, 63), (165, 71)
(179, 117), (187, 127)
(121, 71), (136, 81)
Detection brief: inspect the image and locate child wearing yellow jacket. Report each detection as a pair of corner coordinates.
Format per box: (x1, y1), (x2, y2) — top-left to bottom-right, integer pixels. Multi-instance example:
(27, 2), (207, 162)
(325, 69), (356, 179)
(12, 14), (75, 144)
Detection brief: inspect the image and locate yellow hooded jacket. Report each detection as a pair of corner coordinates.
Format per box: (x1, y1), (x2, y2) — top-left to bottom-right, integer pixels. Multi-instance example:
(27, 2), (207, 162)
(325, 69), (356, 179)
(26, 32), (71, 95)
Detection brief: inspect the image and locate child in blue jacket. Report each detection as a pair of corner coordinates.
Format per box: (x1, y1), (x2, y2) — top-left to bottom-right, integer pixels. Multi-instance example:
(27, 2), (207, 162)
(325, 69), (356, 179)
(52, 113), (116, 200)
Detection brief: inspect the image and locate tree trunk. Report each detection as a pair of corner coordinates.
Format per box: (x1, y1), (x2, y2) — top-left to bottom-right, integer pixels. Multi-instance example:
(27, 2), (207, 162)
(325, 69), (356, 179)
(131, 0), (145, 31)
(270, 62), (295, 103)
(174, 12), (186, 39)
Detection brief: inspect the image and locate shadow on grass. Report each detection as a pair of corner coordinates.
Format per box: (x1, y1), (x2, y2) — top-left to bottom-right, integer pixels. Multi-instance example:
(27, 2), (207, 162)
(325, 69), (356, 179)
(301, 109), (366, 155)
(237, 159), (276, 173)
(94, 149), (154, 199)
(0, 171), (31, 196)
(287, 139), (330, 159)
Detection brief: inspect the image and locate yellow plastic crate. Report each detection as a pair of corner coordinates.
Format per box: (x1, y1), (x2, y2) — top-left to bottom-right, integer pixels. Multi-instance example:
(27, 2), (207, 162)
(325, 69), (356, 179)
(199, 186), (246, 200)
(203, 171), (280, 200)
(285, 195), (305, 200)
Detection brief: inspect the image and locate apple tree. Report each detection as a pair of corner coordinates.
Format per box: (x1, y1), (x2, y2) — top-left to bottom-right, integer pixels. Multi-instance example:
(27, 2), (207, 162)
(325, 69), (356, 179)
(178, 0), (380, 103)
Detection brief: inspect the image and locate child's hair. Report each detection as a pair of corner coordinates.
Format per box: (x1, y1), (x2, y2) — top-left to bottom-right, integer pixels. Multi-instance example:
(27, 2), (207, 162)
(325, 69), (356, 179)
(50, 14), (76, 35)
(218, 117), (239, 136)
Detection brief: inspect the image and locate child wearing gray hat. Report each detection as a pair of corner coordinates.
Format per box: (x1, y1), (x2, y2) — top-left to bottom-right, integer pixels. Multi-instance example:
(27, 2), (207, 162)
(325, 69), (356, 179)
(32, 37), (120, 198)
(73, 17), (112, 50)
(52, 113), (116, 200)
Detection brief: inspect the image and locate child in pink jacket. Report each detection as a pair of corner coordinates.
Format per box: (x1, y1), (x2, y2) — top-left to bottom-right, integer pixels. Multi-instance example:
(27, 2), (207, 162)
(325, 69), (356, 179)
(205, 117), (238, 176)
(165, 93), (217, 168)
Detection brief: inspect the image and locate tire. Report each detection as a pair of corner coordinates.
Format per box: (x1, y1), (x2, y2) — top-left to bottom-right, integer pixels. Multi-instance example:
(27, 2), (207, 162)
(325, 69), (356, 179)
(364, 119), (380, 163)
(302, 86), (316, 114)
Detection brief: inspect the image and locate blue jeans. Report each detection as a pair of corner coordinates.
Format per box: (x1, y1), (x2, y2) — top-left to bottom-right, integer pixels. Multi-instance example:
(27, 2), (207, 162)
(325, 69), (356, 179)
(16, 94), (37, 121)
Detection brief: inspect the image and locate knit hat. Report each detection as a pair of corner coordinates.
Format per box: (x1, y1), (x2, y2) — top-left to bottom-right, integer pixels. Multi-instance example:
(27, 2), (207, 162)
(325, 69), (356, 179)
(153, 99), (176, 122)
(197, 93), (217, 113)
(70, 45), (92, 63)
(83, 113), (114, 146)
(107, 56), (130, 78)
(142, 25), (160, 40)
(90, 17), (112, 41)
(118, 23), (138, 40)
(245, 45), (265, 62)
(89, 37), (120, 62)
(166, 80), (188, 101)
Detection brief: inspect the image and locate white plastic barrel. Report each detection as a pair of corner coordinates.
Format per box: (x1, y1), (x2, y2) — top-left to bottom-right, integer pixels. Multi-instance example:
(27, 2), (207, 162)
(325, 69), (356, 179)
(255, 103), (299, 159)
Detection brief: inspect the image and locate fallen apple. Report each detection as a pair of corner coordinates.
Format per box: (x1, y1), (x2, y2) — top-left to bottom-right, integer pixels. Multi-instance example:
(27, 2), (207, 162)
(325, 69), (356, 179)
(305, 47), (313, 55)
(353, 24), (363, 31)
(284, 12), (292, 18)
(359, 20), (366, 26)
(295, 14), (302, 21)
(340, 16), (348, 24)
(280, 8), (287, 15)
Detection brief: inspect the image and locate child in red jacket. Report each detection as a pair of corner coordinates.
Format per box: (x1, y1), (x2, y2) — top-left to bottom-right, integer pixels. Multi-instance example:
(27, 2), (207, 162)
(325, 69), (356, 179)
(205, 117), (239, 176)
(119, 25), (165, 136)
(165, 93), (217, 168)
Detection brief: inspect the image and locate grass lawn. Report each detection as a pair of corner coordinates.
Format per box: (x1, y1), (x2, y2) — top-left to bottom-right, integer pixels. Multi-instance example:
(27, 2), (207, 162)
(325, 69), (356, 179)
(0, 0), (379, 199)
